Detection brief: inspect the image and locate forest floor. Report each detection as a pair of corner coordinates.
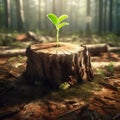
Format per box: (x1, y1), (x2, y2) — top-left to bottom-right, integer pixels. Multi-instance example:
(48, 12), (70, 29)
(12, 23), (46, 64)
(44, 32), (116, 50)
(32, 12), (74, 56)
(0, 45), (120, 119)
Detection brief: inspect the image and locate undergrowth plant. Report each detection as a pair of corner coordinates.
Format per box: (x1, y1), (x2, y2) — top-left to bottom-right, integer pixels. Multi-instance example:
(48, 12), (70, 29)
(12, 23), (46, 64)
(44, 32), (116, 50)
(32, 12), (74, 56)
(106, 62), (114, 75)
(47, 13), (69, 47)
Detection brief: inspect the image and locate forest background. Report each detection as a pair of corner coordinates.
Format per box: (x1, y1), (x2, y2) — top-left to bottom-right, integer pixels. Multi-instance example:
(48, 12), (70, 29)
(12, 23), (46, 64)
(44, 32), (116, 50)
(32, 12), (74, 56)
(0, 0), (120, 36)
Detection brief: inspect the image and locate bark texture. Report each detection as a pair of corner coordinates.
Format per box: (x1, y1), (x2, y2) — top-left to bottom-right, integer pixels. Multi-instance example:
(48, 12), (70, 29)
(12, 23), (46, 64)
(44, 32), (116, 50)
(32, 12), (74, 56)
(86, 44), (108, 55)
(25, 42), (93, 88)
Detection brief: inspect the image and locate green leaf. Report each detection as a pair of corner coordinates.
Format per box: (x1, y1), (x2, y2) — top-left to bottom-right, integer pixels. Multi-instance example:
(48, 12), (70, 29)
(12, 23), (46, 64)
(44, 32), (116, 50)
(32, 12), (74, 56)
(47, 13), (58, 26)
(58, 15), (68, 23)
(59, 82), (70, 90)
(57, 22), (69, 29)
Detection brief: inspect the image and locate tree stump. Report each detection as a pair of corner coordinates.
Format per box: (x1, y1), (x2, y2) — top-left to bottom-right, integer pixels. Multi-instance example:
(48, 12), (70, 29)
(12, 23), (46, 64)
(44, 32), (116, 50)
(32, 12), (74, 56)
(25, 42), (93, 88)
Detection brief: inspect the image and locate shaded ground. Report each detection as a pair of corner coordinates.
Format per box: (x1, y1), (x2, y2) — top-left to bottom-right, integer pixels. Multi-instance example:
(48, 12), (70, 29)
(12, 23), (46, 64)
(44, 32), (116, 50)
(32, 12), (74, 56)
(0, 50), (120, 119)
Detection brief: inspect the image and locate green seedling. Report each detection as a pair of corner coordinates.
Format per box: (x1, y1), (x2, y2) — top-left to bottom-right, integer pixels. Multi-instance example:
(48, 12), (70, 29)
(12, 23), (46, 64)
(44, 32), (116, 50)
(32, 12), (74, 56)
(59, 82), (70, 90)
(47, 13), (69, 47)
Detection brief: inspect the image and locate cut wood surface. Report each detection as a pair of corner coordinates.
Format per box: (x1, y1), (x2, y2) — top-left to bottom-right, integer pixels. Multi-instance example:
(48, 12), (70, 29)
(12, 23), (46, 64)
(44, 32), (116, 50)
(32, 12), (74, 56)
(25, 42), (93, 87)
(0, 43), (119, 57)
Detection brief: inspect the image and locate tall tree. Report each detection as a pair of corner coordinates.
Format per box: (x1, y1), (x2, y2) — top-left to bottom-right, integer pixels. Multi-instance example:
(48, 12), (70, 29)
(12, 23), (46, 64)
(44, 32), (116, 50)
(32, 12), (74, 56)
(59, 0), (63, 15)
(38, 0), (41, 29)
(4, 0), (11, 28)
(15, 0), (24, 31)
(45, 0), (48, 29)
(98, 0), (103, 34)
(109, 0), (113, 32)
(23, 0), (29, 30)
(86, 0), (91, 34)
(53, 0), (56, 14)
(95, 0), (98, 32)
(116, 0), (120, 34)
(103, 0), (107, 32)
(0, 0), (2, 27)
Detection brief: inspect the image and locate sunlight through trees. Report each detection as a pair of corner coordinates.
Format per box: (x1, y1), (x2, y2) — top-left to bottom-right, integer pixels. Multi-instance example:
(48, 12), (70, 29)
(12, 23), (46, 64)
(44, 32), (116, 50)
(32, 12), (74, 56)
(0, 0), (120, 35)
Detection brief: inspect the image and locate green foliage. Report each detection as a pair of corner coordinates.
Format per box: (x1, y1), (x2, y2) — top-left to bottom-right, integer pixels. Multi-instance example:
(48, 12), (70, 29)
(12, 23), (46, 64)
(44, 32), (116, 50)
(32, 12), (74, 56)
(47, 13), (69, 46)
(96, 68), (105, 79)
(59, 82), (70, 90)
(0, 32), (27, 48)
(35, 29), (43, 36)
(0, 33), (14, 46)
(46, 82), (101, 100)
(7, 55), (25, 64)
(103, 33), (120, 46)
(105, 62), (114, 74)
(47, 13), (58, 26)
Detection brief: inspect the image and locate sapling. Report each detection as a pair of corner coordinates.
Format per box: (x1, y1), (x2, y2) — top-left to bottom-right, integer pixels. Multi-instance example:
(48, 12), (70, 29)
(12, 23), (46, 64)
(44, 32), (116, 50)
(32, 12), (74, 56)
(47, 13), (69, 47)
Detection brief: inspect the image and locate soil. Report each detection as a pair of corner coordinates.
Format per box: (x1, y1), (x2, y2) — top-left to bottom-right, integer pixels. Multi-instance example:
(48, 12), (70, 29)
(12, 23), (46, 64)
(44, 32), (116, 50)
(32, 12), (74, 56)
(0, 51), (120, 120)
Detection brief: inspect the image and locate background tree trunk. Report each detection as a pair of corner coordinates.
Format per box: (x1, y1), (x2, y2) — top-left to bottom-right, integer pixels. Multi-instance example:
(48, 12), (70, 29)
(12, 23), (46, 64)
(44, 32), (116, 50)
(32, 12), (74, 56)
(4, 0), (11, 28)
(15, 0), (24, 31)
(45, 0), (48, 30)
(25, 42), (93, 88)
(86, 0), (91, 34)
(116, 0), (120, 35)
(95, 0), (98, 33)
(38, 0), (41, 29)
(103, 0), (107, 32)
(52, 0), (56, 14)
(98, 0), (103, 34)
(59, 0), (63, 15)
(0, 0), (119, 34)
(109, 0), (113, 32)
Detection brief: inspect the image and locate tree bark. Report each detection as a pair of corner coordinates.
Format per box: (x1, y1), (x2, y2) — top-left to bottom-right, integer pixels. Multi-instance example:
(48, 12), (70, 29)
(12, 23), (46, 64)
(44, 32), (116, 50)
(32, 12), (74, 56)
(0, 49), (26, 57)
(103, 0), (107, 32)
(109, 0), (113, 32)
(98, 0), (103, 34)
(4, 0), (11, 28)
(86, 44), (108, 56)
(52, 0), (56, 14)
(25, 42), (93, 88)
(86, 0), (91, 34)
(38, 0), (41, 29)
(108, 47), (120, 52)
(95, 0), (98, 32)
(116, 0), (120, 35)
(15, 0), (24, 31)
